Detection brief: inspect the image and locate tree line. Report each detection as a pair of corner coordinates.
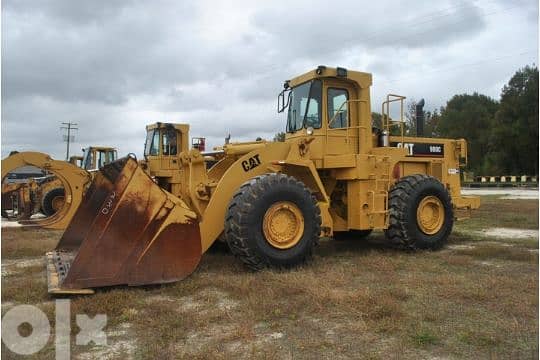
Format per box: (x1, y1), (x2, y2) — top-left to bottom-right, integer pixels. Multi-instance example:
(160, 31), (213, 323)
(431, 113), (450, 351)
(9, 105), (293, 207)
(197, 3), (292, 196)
(273, 65), (538, 176)
(398, 65), (538, 176)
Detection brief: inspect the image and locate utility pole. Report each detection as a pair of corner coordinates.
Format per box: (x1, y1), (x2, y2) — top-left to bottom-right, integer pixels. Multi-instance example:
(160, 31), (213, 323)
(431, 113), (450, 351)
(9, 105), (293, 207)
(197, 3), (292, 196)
(60, 122), (78, 161)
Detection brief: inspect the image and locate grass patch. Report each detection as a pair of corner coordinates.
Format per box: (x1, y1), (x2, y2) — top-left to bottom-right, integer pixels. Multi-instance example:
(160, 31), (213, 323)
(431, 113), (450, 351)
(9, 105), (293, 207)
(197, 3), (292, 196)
(456, 244), (538, 263)
(1, 274), (49, 304)
(1, 228), (60, 259)
(456, 197), (538, 231)
(1, 194), (538, 359)
(411, 330), (439, 346)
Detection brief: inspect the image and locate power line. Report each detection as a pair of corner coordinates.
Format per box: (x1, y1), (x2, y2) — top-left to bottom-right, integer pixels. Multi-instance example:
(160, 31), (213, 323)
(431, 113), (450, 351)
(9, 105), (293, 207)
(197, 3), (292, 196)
(252, 0), (526, 79)
(353, 0), (520, 46)
(378, 50), (535, 85)
(370, 3), (522, 49)
(60, 122), (78, 161)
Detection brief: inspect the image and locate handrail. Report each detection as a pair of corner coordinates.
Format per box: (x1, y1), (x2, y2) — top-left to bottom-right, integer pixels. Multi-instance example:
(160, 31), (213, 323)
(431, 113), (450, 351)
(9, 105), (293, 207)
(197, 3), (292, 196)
(381, 94), (406, 146)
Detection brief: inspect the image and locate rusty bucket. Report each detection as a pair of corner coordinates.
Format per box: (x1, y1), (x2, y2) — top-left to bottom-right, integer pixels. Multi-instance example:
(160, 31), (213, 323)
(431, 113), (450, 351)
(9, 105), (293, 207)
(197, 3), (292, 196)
(46, 157), (201, 294)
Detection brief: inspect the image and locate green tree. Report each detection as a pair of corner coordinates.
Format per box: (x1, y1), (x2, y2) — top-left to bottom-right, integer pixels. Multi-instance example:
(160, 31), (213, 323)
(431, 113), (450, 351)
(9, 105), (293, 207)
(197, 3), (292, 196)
(437, 93), (499, 174)
(404, 100), (441, 137)
(273, 132), (286, 142)
(372, 112), (383, 128)
(488, 65), (539, 175)
(372, 112), (402, 135)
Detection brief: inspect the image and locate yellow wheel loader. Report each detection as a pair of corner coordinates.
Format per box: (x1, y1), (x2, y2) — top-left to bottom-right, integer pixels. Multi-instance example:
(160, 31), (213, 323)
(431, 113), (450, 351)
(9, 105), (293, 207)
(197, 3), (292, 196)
(46, 66), (480, 294)
(1, 147), (117, 228)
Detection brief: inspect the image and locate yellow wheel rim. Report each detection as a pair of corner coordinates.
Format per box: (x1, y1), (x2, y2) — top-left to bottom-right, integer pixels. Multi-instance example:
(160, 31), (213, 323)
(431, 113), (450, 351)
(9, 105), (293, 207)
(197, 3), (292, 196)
(263, 201), (304, 249)
(51, 196), (65, 212)
(416, 196), (444, 235)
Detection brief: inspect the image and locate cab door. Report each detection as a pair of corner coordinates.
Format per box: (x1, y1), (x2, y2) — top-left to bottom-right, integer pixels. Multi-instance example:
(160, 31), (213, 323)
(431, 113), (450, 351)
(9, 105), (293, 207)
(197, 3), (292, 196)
(324, 80), (359, 155)
(160, 127), (179, 171)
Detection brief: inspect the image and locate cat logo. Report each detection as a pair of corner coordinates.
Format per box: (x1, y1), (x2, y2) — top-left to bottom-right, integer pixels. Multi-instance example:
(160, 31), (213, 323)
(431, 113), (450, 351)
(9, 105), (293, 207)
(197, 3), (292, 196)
(396, 142), (415, 155)
(241, 154), (261, 172)
(391, 142), (444, 157)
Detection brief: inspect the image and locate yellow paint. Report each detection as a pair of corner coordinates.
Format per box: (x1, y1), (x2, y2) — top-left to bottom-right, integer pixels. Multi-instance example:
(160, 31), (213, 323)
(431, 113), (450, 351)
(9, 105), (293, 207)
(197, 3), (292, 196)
(263, 201), (304, 249)
(416, 196), (445, 235)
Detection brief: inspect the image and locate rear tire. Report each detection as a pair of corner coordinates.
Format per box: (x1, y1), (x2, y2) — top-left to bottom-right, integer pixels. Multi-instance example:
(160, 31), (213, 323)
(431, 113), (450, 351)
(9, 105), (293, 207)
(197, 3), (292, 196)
(385, 174), (453, 250)
(41, 187), (65, 216)
(225, 173), (321, 270)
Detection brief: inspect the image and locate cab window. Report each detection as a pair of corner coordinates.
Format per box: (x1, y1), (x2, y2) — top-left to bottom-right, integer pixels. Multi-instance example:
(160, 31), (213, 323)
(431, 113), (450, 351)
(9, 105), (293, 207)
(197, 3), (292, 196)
(162, 129), (177, 155)
(144, 130), (160, 156)
(305, 80), (322, 128)
(328, 88), (349, 128)
(286, 80), (322, 132)
(97, 150), (105, 168)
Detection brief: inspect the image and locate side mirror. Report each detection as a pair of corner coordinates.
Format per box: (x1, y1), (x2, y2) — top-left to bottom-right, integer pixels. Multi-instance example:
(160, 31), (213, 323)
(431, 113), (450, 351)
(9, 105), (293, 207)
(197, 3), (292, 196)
(277, 89), (291, 113)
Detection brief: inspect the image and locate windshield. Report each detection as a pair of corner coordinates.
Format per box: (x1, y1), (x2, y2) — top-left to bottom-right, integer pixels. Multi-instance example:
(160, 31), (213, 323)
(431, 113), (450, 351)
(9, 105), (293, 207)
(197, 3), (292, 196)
(82, 148), (92, 170)
(144, 129), (159, 156)
(286, 80), (322, 133)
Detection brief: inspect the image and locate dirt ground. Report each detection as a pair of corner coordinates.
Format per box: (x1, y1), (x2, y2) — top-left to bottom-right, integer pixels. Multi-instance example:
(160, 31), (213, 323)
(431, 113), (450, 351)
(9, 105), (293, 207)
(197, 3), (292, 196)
(1, 195), (538, 359)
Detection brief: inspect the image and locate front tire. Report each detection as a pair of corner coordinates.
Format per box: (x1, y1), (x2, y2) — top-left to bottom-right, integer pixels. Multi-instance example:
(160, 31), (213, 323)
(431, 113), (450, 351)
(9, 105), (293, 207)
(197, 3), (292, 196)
(225, 173), (321, 270)
(385, 174), (453, 250)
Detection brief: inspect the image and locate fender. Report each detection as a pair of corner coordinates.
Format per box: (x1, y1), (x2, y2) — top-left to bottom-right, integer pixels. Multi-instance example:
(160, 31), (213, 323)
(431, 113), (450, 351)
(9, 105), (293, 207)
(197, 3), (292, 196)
(198, 142), (338, 252)
(199, 142), (291, 252)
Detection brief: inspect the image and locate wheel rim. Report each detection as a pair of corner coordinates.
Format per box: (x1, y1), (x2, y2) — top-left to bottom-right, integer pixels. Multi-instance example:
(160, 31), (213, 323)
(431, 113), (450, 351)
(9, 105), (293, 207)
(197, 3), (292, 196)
(416, 195), (444, 235)
(263, 201), (304, 249)
(51, 196), (65, 212)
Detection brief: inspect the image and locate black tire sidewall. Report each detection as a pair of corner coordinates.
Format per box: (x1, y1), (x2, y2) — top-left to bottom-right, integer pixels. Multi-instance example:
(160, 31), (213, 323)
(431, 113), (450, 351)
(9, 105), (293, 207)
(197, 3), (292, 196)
(405, 180), (453, 249)
(245, 182), (317, 267)
(42, 188), (65, 216)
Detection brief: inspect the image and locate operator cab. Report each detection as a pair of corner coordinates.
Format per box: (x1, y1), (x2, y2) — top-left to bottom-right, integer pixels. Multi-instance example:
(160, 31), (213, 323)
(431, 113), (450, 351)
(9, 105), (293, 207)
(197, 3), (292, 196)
(277, 66), (373, 161)
(81, 147), (117, 171)
(144, 123), (190, 159)
(143, 123), (190, 174)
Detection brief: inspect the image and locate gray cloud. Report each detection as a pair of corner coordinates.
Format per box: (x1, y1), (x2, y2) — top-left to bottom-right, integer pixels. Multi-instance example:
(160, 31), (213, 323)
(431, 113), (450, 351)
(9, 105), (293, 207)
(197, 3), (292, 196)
(1, 0), (537, 159)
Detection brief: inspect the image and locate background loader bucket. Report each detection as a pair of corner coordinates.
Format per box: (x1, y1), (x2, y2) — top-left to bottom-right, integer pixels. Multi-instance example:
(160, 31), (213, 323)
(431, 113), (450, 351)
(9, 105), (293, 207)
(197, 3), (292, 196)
(47, 157), (201, 294)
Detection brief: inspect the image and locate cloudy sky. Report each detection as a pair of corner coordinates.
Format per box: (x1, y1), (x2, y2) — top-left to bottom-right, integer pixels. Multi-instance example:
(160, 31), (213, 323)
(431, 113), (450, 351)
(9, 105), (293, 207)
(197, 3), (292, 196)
(1, 0), (538, 159)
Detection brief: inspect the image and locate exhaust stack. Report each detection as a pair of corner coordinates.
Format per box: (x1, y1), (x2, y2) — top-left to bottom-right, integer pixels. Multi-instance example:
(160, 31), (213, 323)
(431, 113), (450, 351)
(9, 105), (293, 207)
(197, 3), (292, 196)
(416, 98), (425, 136)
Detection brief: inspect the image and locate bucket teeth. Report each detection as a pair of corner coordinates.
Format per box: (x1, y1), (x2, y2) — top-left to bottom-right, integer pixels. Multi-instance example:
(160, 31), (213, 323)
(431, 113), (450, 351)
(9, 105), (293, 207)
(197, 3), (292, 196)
(51, 250), (71, 282)
(46, 251), (94, 295)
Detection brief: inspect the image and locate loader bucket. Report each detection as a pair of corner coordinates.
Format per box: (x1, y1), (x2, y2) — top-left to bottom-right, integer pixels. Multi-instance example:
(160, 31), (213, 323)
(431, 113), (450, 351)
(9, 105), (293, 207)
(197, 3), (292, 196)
(46, 156), (202, 294)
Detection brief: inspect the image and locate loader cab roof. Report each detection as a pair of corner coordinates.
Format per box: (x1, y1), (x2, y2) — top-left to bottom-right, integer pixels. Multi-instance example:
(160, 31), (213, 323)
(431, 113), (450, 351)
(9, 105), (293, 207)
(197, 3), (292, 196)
(86, 146), (116, 151)
(146, 123), (189, 133)
(287, 66), (372, 89)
